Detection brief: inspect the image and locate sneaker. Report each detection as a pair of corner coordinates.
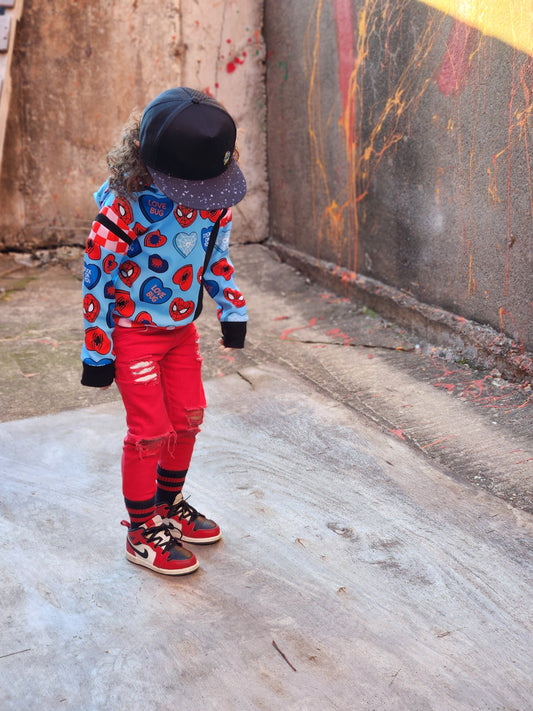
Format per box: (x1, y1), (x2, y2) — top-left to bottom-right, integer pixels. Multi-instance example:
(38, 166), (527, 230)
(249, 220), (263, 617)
(156, 493), (222, 544)
(122, 515), (199, 575)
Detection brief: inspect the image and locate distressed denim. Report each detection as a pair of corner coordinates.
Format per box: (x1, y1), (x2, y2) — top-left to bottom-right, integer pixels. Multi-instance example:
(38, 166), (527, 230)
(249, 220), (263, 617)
(114, 322), (206, 501)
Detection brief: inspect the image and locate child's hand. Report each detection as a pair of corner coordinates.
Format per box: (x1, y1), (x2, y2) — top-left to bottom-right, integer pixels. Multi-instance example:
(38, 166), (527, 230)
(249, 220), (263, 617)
(218, 337), (237, 352)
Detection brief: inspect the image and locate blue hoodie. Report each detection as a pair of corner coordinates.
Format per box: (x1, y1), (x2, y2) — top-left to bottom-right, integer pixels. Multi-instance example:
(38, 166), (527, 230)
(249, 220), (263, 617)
(81, 181), (247, 387)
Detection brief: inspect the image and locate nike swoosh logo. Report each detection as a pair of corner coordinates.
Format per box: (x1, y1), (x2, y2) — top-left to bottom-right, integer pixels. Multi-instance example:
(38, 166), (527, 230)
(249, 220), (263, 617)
(130, 543), (150, 559)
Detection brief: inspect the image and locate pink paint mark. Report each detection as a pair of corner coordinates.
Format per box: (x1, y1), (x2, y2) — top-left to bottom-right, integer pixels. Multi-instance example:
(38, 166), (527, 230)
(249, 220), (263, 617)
(390, 429), (406, 440)
(434, 382), (456, 392)
(332, 0), (355, 115)
(280, 317), (318, 340)
(436, 20), (479, 96)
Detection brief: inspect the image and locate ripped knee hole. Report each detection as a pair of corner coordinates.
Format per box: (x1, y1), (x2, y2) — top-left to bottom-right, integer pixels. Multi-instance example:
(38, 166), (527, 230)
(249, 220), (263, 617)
(137, 436), (165, 454)
(130, 360), (159, 384)
(185, 408), (204, 429)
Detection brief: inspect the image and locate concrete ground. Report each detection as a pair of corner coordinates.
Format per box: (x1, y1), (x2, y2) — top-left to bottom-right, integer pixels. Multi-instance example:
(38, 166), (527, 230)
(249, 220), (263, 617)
(0, 245), (532, 710)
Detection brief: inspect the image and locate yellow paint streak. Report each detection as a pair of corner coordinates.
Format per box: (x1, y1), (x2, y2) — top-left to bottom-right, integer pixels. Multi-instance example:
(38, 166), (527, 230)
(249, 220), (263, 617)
(417, 0), (533, 56)
(487, 167), (499, 206)
(467, 249), (476, 297)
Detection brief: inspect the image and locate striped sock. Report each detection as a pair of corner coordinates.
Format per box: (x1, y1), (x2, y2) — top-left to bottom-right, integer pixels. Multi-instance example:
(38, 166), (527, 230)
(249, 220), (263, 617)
(156, 465), (187, 507)
(125, 496), (156, 529)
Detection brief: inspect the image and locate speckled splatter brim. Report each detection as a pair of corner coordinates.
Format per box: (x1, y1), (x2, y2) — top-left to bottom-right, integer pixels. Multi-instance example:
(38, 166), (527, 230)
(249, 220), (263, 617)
(147, 159), (247, 210)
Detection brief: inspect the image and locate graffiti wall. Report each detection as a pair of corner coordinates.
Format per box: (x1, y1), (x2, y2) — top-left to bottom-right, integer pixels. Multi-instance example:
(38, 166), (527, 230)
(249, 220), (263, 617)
(265, 0), (533, 352)
(0, 0), (267, 248)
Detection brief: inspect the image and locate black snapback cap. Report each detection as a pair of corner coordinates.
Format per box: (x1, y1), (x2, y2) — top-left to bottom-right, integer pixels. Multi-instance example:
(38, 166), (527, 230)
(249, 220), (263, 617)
(140, 87), (246, 209)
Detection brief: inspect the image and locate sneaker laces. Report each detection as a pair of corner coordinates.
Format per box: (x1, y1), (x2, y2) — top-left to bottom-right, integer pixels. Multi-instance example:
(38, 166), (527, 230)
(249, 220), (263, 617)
(144, 521), (184, 550)
(167, 497), (202, 523)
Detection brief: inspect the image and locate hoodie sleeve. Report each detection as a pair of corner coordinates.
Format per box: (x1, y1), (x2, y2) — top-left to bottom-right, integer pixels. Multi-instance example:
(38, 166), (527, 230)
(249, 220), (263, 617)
(81, 204), (137, 387)
(204, 209), (248, 348)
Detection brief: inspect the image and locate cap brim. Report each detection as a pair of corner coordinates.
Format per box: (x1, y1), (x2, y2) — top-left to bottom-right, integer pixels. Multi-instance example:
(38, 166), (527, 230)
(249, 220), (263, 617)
(147, 159), (247, 209)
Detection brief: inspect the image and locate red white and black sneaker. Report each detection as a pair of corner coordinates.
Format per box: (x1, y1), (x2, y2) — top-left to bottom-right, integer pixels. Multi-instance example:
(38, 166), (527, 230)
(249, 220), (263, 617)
(156, 493), (222, 544)
(122, 515), (199, 575)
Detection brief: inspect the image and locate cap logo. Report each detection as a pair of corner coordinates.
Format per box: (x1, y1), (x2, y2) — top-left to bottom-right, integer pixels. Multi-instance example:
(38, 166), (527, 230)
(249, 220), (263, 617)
(223, 151), (231, 167)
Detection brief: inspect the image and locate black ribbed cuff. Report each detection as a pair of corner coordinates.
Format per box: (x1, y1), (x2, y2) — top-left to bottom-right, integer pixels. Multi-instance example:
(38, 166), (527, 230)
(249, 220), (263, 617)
(221, 321), (247, 349)
(81, 362), (115, 388)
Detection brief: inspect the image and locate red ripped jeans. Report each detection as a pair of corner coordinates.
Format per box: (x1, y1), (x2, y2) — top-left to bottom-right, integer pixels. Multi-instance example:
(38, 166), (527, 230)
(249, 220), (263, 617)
(113, 322), (206, 502)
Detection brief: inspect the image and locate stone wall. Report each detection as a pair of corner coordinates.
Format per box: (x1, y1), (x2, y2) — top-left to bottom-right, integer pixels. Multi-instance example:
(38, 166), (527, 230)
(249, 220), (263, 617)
(0, 0), (267, 248)
(265, 0), (533, 355)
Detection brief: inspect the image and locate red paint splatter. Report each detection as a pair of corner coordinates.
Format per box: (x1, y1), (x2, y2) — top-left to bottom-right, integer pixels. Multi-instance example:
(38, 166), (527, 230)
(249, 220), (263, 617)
(430, 357), (533, 413)
(436, 20), (479, 96)
(325, 327), (354, 346)
(226, 53), (247, 74)
(332, 0), (355, 116)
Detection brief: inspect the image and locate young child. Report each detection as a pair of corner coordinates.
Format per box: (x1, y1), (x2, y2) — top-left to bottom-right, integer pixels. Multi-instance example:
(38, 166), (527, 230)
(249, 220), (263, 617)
(81, 87), (248, 576)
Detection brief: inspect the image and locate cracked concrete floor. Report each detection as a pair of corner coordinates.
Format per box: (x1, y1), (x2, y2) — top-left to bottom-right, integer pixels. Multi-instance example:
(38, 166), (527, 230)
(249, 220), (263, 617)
(1, 363), (532, 710)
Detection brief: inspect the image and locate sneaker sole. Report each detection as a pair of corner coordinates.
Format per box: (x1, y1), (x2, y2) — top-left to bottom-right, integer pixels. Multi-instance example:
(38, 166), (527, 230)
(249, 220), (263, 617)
(180, 532), (222, 544)
(126, 552), (199, 575)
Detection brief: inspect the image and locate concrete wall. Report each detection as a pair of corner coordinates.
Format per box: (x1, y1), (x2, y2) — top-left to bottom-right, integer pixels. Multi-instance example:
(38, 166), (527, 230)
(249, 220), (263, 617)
(0, 0), (267, 248)
(265, 0), (533, 355)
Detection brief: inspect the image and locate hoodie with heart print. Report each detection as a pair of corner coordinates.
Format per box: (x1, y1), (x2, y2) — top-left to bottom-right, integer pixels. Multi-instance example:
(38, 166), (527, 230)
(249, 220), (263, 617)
(81, 181), (247, 388)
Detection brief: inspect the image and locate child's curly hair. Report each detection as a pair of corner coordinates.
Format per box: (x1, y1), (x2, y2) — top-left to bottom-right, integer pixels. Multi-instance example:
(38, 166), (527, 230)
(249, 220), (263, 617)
(106, 112), (152, 198)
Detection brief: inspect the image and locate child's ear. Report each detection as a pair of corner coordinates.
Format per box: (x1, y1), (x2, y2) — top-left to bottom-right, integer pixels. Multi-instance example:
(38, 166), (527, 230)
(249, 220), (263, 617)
(134, 140), (140, 148)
